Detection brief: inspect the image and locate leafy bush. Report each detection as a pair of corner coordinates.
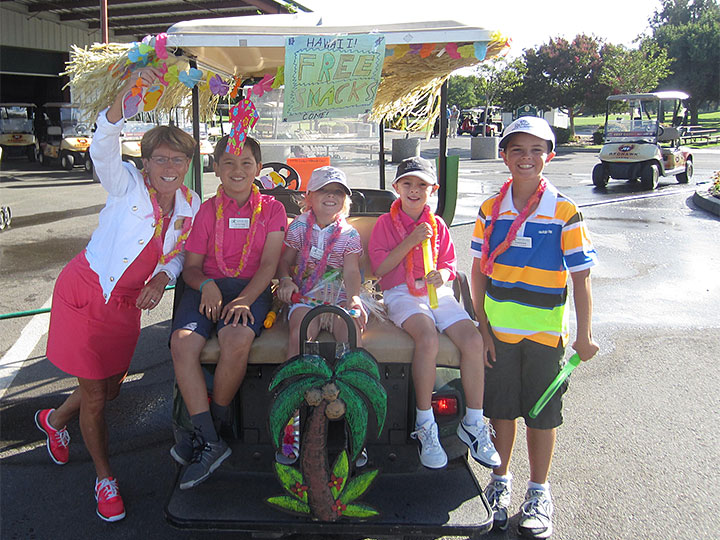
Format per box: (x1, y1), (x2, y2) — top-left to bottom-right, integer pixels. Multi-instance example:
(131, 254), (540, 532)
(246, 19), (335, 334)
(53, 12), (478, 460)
(552, 126), (572, 145)
(593, 126), (604, 144)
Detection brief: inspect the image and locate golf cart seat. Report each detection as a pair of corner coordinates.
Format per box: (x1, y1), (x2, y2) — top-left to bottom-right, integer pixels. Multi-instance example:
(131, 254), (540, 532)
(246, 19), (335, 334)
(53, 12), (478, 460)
(658, 125), (680, 143)
(194, 215), (469, 369)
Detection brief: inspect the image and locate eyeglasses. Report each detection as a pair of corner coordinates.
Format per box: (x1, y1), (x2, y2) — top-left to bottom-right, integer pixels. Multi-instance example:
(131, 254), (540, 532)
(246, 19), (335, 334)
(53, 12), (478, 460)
(150, 156), (188, 166)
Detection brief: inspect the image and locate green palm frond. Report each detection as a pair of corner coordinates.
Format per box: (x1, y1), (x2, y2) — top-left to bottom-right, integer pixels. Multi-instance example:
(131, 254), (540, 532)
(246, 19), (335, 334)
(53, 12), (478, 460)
(268, 354), (332, 391)
(269, 376), (325, 447)
(335, 348), (381, 380)
(341, 502), (380, 518)
(266, 495), (311, 515)
(335, 380), (368, 461)
(330, 450), (349, 498)
(336, 370), (387, 435)
(275, 462), (308, 503)
(339, 469), (379, 505)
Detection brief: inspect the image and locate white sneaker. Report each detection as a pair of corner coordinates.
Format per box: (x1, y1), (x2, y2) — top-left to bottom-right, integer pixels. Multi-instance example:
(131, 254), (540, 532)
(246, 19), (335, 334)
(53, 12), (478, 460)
(485, 478), (512, 531)
(457, 419), (501, 468)
(518, 488), (554, 538)
(410, 420), (448, 469)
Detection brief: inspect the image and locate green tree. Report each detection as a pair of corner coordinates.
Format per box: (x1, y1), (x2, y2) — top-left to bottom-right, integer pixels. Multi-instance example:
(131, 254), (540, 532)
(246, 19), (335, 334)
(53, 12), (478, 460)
(473, 57), (524, 134)
(599, 41), (673, 94)
(649, 0), (720, 122)
(447, 75), (480, 110)
(518, 34), (605, 135)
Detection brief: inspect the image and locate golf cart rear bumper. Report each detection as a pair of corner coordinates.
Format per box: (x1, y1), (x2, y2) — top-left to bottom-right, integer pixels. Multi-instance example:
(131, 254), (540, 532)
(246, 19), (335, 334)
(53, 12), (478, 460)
(165, 457), (493, 537)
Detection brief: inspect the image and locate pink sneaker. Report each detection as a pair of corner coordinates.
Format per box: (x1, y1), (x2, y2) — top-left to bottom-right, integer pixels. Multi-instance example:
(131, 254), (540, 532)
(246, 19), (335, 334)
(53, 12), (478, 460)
(95, 477), (126, 522)
(34, 409), (69, 465)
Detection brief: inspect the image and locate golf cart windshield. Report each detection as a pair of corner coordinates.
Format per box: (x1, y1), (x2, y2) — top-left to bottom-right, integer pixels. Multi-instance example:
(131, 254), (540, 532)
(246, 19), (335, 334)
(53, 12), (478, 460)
(59, 107), (92, 136)
(604, 97), (660, 142)
(0, 105), (34, 134)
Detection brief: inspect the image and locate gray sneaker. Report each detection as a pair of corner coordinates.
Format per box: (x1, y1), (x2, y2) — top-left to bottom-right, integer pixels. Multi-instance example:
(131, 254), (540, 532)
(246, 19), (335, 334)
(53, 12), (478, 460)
(410, 421), (448, 469)
(179, 437), (231, 490)
(518, 488), (554, 538)
(484, 478), (512, 531)
(170, 430), (196, 466)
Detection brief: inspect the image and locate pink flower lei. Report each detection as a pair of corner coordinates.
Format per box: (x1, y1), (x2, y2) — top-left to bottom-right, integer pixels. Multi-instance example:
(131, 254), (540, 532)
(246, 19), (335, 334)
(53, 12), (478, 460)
(143, 173), (193, 264)
(295, 210), (344, 295)
(479, 178), (547, 275)
(214, 184), (263, 277)
(389, 198), (437, 296)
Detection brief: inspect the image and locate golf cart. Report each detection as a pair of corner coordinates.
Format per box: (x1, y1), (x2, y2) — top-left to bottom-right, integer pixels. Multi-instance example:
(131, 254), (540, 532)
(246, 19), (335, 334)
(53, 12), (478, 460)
(38, 103), (92, 170)
(592, 91), (693, 190)
(0, 103), (39, 162)
(68, 12), (510, 537)
(458, 106), (503, 137)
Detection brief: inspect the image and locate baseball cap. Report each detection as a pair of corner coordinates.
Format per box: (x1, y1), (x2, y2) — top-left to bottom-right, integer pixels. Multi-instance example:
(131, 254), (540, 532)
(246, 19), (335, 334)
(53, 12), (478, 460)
(306, 166), (351, 195)
(393, 156), (437, 185)
(499, 116), (556, 152)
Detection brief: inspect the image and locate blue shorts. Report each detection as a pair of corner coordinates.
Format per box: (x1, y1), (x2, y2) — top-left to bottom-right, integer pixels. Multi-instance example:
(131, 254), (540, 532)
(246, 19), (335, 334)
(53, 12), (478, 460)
(171, 278), (272, 339)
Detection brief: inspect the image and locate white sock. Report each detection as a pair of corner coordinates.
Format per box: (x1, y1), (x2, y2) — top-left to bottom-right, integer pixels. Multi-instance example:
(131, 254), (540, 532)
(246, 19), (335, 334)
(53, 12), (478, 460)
(528, 480), (550, 493)
(415, 407), (434, 428)
(491, 472), (512, 485)
(463, 407), (484, 425)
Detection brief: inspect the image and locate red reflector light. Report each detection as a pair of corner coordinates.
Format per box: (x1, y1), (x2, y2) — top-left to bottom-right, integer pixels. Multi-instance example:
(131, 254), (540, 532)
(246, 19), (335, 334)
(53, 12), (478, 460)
(431, 396), (458, 416)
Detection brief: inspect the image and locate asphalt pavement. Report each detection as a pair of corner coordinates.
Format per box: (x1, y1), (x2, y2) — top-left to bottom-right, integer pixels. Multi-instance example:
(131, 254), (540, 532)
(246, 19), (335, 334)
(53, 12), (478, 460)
(1, 137), (719, 539)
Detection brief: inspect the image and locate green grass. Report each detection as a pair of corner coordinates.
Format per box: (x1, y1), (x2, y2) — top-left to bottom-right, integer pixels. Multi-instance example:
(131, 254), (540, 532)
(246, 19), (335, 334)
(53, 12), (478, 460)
(698, 111), (720, 129)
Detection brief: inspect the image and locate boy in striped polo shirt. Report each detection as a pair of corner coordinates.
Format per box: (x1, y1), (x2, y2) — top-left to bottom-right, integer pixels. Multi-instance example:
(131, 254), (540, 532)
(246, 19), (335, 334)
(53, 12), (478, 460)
(470, 117), (599, 539)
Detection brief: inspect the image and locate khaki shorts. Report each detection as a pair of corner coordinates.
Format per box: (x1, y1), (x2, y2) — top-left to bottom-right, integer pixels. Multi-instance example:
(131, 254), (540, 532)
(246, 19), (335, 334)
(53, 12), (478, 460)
(484, 332), (566, 429)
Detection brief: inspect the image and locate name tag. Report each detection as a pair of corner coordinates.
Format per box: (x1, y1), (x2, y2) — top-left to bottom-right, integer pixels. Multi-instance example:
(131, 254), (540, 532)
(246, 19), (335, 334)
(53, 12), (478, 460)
(310, 246), (324, 260)
(229, 217), (250, 229)
(511, 236), (532, 249)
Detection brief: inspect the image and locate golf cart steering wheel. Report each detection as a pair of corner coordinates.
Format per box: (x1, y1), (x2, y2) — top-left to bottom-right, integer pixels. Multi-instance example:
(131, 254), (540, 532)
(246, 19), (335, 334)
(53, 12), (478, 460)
(256, 162), (300, 190)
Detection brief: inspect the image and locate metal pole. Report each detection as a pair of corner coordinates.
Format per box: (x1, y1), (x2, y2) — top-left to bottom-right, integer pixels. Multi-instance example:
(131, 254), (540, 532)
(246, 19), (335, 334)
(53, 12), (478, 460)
(436, 80), (448, 217)
(190, 60), (202, 197)
(378, 120), (386, 190)
(99, 0), (109, 43)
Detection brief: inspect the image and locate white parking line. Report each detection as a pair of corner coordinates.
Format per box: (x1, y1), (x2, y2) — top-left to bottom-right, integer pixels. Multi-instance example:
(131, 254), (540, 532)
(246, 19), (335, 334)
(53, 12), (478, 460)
(0, 297), (51, 400)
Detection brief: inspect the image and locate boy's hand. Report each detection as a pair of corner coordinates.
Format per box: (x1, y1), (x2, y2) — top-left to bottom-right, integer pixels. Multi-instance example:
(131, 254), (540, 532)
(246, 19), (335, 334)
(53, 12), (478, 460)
(424, 269), (444, 288)
(222, 298), (254, 327)
(347, 295), (367, 330)
(277, 278), (298, 304)
(480, 328), (496, 368)
(199, 281), (223, 322)
(408, 222), (432, 246)
(572, 338), (599, 362)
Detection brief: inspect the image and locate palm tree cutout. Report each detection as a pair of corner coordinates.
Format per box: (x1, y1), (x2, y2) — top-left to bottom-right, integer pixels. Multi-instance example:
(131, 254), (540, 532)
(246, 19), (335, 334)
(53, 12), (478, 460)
(267, 348), (387, 521)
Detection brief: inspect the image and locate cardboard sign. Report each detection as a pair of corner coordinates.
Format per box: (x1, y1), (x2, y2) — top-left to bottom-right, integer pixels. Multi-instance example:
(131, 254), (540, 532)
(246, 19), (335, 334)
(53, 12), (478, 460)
(283, 34), (385, 122)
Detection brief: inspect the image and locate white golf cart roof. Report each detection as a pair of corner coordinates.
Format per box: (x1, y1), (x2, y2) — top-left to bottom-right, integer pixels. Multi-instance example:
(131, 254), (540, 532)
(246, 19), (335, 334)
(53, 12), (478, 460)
(167, 12), (498, 76)
(607, 91), (690, 102)
(42, 103), (81, 108)
(0, 103), (36, 108)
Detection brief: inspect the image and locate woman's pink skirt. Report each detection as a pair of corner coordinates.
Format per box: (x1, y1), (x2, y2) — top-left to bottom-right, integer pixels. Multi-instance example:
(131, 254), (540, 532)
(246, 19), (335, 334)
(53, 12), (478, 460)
(46, 238), (161, 379)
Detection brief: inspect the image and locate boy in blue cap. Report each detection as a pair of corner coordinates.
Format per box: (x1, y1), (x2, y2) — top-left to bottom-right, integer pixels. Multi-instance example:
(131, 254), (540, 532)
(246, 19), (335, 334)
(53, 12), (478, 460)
(470, 116), (599, 538)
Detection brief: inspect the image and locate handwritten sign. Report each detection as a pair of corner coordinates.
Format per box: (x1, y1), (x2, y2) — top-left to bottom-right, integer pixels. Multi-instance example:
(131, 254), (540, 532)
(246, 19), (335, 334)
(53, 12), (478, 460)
(283, 34), (385, 122)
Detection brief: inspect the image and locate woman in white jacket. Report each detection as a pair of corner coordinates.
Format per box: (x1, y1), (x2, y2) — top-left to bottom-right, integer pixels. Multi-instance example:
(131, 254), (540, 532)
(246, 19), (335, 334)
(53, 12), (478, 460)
(34, 68), (201, 522)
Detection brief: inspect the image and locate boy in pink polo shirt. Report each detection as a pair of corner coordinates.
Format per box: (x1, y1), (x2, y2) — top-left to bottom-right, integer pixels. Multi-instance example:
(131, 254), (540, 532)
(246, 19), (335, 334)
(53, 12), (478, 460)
(170, 135), (286, 490)
(368, 157), (499, 471)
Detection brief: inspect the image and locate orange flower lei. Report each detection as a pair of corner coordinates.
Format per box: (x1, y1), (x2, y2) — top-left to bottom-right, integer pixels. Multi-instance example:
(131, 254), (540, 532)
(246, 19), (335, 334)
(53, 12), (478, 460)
(144, 174), (193, 265)
(389, 198), (438, 296)
(214, 184), (263, 277)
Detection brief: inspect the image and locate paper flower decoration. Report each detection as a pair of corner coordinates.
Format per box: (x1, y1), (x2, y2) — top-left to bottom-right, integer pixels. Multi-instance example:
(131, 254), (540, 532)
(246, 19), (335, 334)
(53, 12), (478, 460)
(209, 74), (229, 96)
(154, 33), (168, 60)
(226, 99), (259, 156)
(179, 67), (202, 88)
(252, 73), (274, 98)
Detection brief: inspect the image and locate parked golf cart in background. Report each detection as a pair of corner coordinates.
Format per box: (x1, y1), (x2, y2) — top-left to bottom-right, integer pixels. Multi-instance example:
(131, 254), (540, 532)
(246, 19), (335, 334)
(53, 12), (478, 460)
(0, 103), (39, 162)
(592, 91), (693, 190)
(458, 106), (503, 137)
(37, 103), (92, 171)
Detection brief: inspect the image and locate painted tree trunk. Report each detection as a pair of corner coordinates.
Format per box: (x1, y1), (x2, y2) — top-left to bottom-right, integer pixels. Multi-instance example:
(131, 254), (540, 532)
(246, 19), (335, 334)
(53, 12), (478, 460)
(300, 400), (337, 521)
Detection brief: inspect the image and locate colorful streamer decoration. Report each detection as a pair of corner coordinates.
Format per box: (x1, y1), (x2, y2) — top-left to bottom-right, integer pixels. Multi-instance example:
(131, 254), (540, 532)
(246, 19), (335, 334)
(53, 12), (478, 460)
(226, 99), (259, 155)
